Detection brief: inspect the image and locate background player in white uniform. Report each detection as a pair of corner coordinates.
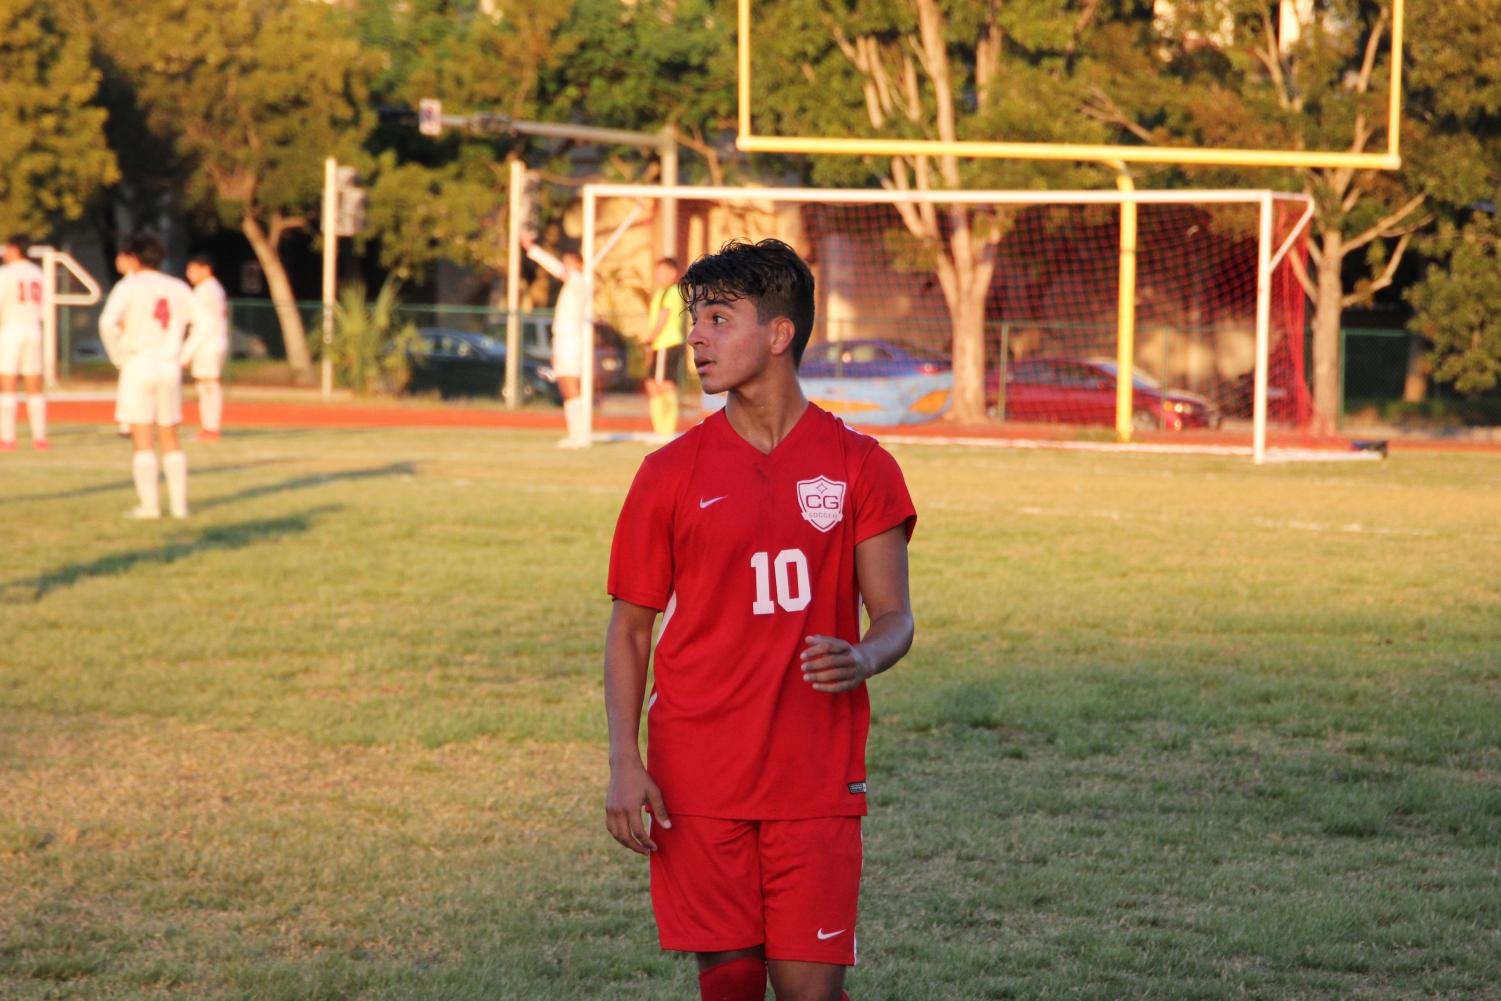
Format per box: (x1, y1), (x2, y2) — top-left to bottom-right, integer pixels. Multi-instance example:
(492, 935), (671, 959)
(180, 253), (229, 441)
(0, 236), (49, 451)
(521, 234), (595, 448)
(99, 233), (196, 519)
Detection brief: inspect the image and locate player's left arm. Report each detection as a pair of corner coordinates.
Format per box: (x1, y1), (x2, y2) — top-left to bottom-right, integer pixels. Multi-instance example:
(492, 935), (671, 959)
(801, 524), (913, 694)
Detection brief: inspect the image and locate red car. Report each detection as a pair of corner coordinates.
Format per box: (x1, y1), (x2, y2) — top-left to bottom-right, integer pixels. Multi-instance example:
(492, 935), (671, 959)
(992, 357), (1221, 431)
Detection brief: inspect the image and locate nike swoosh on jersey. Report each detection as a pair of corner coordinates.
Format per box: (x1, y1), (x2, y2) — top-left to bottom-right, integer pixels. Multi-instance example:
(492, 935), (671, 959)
(698, 495), (728, 509)
(816, 928), (846, 941)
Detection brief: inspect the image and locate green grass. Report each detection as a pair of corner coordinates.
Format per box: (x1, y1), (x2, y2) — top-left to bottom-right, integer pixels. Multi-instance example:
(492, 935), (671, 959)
(2, 423), (1499, 1000)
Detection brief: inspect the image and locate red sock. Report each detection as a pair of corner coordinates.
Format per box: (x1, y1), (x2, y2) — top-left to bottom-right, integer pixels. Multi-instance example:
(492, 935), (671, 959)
(697, 956), (766, 1001)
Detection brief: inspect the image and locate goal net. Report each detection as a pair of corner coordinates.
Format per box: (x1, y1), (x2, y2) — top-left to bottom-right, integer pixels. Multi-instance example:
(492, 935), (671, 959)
(572, 184), (1313, 456)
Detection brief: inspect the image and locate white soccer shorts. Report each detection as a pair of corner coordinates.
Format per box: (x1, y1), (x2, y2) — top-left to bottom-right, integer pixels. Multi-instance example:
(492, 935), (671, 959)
(0, 328), (42, 377)
(115, 357), (183, 427)
(550, 330), (586, 379)
(187, 341), (228, 380)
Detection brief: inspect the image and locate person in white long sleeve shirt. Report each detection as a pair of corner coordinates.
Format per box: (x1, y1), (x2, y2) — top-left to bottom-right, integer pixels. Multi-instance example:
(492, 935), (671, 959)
(0, 236), (49, 451)
(99, 233), (196, 519)
(180, 253), (229, 441)
(522, 234), (594, 448)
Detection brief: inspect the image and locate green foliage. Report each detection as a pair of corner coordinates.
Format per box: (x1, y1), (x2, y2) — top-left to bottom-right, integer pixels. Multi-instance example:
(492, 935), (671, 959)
(354, 0), (571, 279)
(0, 0), (117, 236)
(324, 279), (420, 396)
(545, 0), (734, 140)
(89, 0), (376, 230)
(1401, 0), (1501, 393)
(1405, 212), (1501, 395)
(751, 0), (1109, 189)
(365, 150), (507, 280)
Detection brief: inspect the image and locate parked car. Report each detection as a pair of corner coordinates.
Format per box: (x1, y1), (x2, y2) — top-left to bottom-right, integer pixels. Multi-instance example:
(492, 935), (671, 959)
(522, 316), (628, 392)
(992, 356), (1221, 431)
(799, 339), (951, 379)
(407, 328), (562, 404)
(1214, 368), (1303, 422)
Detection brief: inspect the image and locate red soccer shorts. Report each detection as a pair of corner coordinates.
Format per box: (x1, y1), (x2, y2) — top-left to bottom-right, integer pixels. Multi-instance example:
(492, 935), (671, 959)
(649, 814), (862, 965)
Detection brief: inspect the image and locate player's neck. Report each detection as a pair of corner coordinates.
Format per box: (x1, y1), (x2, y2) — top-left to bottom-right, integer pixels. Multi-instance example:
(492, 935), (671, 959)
(725, 372), (808, 455)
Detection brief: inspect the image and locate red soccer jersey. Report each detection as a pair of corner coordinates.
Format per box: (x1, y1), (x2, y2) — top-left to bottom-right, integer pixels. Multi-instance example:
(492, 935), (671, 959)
(608, 404), (916, 820)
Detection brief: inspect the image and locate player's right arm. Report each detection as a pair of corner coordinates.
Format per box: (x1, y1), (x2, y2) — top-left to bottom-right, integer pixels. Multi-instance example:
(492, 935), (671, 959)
(522, 239), (567, 282)
(603, 598), (671, 854)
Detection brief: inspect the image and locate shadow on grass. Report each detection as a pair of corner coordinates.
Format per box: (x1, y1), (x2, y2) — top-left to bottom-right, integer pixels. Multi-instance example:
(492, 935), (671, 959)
(194, 462), (416, 512)
(1, 460), (288, 506)
(1, 505), (341, 602)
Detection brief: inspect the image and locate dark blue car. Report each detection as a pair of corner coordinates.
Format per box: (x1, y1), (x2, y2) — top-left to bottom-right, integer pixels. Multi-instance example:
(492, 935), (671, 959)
(407, 328), (562, 404)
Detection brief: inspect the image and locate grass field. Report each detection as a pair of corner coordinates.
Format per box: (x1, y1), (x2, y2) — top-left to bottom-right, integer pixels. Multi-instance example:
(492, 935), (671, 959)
(2, 422), (1499, 1000)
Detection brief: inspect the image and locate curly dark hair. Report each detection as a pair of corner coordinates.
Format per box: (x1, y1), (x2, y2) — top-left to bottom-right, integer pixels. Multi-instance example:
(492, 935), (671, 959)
(4, 235), (30, 255)
(119, 232), (166, 269)
(679, 239), (815, 367)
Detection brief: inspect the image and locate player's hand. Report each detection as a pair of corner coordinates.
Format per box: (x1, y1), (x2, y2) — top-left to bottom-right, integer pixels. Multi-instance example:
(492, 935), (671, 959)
(605, 758), (671, 855)
(800, 635), (873, 693)
(519, 234), (534, 250)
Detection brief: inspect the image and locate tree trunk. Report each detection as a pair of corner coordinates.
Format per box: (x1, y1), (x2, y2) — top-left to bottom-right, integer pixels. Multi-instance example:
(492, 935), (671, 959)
(951, 288), (988, 422)
(1310, 228), (1345, 434)
(942, 207), (994, 424)
(242, 213), (312, 379)
(1402, 333), (1429, 403)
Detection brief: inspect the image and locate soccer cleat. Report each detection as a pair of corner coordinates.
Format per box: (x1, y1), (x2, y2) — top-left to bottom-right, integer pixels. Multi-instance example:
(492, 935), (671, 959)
(169, 507), (190, 520)
(0, 440), (15, 452)
(32, 439), (50, 451)
(555, 436), (590, 449)
(124, 506), (161, 521)
(195, 429), (221, 443)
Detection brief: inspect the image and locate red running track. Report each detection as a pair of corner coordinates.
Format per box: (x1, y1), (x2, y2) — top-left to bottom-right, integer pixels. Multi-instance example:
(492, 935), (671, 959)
(44, 397), (1501, 453)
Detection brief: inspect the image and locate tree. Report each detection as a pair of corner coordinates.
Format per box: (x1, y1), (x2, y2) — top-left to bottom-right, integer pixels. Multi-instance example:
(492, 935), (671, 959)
(0, 0), (117, 237)
(1400, 0), (1501, 400)
(752, 0), (1113, 423)
(545, 0), (737, 184)
(1405, 213), (1501, 396)
(358, 0), (740, 290)
(1095, 1), (1428, 433)
(84, 0), (377, 380)
(356, 0), (570, 283)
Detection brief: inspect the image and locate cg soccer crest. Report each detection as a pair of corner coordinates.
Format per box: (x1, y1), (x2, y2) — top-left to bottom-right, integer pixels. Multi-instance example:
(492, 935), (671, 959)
(796, 476), (846, 533)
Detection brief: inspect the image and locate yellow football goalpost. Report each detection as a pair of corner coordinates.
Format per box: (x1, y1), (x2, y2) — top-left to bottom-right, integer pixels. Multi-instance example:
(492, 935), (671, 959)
(715, 0), (1405, 462)
(736, 0), (1404, 171)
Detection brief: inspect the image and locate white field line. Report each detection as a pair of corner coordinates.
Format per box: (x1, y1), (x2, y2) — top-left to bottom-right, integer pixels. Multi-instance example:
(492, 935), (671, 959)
(879, 434), (1385, 463)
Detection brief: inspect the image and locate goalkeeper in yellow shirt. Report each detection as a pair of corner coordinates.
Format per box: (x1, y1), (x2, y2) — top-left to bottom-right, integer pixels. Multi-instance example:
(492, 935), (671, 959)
(644, 257), (686, 436)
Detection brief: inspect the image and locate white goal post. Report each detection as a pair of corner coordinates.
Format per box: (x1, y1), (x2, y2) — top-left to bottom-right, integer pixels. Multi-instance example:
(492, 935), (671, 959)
(578, 183), (1314, 464)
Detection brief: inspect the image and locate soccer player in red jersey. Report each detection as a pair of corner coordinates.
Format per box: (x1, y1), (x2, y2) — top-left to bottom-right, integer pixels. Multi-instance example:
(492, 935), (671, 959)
(604, 239), (916, 1001)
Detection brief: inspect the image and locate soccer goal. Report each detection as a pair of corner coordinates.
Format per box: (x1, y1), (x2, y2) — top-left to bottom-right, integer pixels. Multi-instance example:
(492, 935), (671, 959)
(576, 183), (1314, 463)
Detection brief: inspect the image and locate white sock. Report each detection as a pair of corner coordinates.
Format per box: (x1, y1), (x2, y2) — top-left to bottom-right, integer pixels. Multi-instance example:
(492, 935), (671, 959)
(26, 395), (46, 443)
(0, 393), (16, 443)
(132, 451), (160, 514)
(162, 450), (188, 517)
(563, 397), (587, 444)
(198, 381), (222, 432)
